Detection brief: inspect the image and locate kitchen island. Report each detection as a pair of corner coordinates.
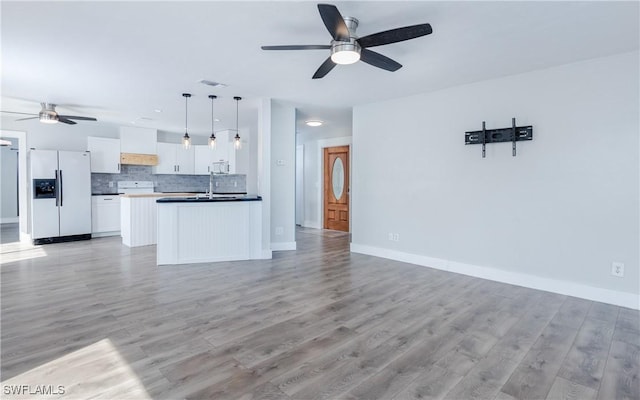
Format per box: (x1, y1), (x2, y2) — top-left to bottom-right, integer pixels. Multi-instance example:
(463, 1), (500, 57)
(120, 192), (198, 247)
(156, 195), (263, 265)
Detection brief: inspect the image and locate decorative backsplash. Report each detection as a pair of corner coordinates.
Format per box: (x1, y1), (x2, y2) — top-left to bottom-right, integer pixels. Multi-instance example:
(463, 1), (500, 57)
(91, 165), (246, 194)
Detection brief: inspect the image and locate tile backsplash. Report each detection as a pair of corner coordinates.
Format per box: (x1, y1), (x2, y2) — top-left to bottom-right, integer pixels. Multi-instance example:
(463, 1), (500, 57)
(91, 165), (246, 194)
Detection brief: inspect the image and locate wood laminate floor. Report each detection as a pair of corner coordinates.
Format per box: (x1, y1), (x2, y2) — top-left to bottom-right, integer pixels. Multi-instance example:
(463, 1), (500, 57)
(1, 228), (638, 400)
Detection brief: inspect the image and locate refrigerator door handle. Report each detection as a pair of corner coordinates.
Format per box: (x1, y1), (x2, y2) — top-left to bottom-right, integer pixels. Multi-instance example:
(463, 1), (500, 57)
(55, 169), (60, 207)
(59, 170), (63, 207)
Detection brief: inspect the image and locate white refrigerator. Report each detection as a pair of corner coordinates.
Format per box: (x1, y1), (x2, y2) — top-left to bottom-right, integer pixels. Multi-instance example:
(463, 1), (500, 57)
(30, 150), (92, 244)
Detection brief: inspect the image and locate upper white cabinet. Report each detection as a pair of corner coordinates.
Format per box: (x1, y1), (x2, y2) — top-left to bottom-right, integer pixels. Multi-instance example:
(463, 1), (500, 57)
(175, 145), (195, 175)
(153, 143), (194, 175)
(120, 127), (157, 154)
(193, 131), (236, 175)
(87, 137), (120, 173)
(194, 145), (213, 175)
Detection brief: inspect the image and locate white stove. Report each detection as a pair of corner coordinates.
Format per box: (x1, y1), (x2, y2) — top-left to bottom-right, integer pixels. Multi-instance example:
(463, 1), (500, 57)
(117, 181), (155, 194)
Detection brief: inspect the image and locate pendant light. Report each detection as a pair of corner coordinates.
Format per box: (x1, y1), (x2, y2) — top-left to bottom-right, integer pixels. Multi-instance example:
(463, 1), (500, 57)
(208, 95), (217, 149)
(182, 93), (192, 149)
(233, 96), (242, 150)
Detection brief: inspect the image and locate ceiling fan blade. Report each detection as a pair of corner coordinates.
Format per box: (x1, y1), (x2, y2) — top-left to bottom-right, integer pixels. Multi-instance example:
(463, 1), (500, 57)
(360, 49), (402, 72)
(357, 23), (432, 48)
(14, 116), (39, 121)
(0, 110), (37, 116)
(261, 45), (331, 50)
(58, 117), (77, 125)
(58, 115), (97, 121)
(318, 4), (350, 41)
(312, 57), (337, 79)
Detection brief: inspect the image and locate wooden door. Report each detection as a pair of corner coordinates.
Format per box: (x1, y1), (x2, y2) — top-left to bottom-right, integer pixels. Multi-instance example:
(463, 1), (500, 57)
(323, 146), (349, 232)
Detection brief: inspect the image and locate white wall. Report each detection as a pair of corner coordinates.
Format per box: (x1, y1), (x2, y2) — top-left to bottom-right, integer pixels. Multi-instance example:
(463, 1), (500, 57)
(0, 118), (120, 151)
(296, 114), (353, 229)
(351, 51), (639, 307)
(0, 138), (19, 223)
(270, 100), (296, 250)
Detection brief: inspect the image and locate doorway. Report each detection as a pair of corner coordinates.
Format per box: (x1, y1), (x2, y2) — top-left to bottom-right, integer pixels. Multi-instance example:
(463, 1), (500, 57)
(0, 130), (27, 243)
(323, 145), (349, 232)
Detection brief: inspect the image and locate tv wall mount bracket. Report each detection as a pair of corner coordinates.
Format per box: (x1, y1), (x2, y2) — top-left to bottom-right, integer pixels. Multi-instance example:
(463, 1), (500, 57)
(465, 118), (533, 158)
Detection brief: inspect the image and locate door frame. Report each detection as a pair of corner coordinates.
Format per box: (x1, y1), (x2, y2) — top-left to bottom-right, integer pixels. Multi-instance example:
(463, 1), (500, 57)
(316, 136), (351, 231)
(0, 129), (28, 242)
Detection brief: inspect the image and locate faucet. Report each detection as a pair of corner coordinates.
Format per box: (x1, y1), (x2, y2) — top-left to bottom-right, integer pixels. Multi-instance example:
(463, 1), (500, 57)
(208, 171), (214, 199)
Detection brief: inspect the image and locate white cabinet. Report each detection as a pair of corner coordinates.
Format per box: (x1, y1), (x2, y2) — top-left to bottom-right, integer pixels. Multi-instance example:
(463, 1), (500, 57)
(155, 143), (177, 174)
(194, 131), (236, 175)
(120, 127), (157, 154)
(194, 145), (214, 175)
(88, 137), (121, 173)
(153, 143), (194, 175)
(176, 146), (195, 175)
(91, 195), (120, 237)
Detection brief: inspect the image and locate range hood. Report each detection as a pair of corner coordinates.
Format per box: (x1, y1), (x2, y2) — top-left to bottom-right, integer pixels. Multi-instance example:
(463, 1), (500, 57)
(120, 153), (158, 166)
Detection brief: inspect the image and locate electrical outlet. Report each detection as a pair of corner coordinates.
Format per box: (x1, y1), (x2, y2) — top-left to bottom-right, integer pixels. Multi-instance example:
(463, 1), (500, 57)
(277, 159), (285, 166)
(275, 227), (284, 235)
(611, 262), (625, 277)
(393, 233), (400, 242)
(234, 181), (237, 187)
(108, 181), (114, 188)
(388, 233), (394, 241)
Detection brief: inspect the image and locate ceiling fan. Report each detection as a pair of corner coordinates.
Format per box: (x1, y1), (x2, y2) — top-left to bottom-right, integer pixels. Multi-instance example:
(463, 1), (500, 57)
(1, 103), (97, 125)
(261, 3), (432, 79)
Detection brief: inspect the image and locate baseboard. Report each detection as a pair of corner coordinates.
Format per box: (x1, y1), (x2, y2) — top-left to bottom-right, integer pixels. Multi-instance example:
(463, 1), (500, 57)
(303, 220), (321, 229)
(20, 232), (31, 243)
(350, 243), (639, 310)
(0, 217), (18, 224)
(271, 241), (297, 251)
(261, 249), (273, 259)
(91, 231), (121, 238)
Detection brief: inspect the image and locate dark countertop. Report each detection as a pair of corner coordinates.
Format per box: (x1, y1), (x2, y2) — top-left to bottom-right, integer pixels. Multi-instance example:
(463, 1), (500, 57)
(156, 195), (262, 203)
(92, 193), (121, 196)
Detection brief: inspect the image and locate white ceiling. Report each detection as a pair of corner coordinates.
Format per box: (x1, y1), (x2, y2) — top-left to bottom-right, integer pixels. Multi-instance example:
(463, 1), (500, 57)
(1, 1), (638, 137)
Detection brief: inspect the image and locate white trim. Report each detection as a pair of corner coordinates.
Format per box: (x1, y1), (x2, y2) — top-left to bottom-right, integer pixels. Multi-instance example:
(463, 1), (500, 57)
(350, 243), (640, 310)
(1, 217), (19, 224)
(296, 144), (304, 226)
(271, 241), (297, 251)
(20, 231), (31, 243)
(91, 231), (120, 238)
(316, 136), (352, 231)
(303, 220), (321, 229)
(0, 129), (27, 239)
(261, 249), (273, 259)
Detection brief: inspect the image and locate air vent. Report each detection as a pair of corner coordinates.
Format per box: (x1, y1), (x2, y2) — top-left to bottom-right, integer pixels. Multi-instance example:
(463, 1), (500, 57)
(199, 80), (228, 88)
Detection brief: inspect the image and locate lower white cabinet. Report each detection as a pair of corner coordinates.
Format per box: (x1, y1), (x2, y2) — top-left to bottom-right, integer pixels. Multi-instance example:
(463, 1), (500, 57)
(91, 195), (121, 237)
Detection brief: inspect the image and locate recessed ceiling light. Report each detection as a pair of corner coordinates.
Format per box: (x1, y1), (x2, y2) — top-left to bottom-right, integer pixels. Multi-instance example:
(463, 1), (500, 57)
(306, 120), (323, 127)
(199, 79), (228, 88)
(214, 118), (220, 122)
(154, 109), (162, 113)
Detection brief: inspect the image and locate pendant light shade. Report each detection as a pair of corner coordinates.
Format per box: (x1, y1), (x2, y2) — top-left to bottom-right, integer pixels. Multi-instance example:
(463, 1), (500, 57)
(182, 93), (192, 149)
(233, 96), (242, 150)
(208, 95), (217, 149)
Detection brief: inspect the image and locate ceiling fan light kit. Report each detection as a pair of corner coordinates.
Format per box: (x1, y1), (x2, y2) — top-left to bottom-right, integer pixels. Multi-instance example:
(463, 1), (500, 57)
(261, 3), (432, 79)
(306, 120), (323, 127)
(3, 102), (98, 125)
